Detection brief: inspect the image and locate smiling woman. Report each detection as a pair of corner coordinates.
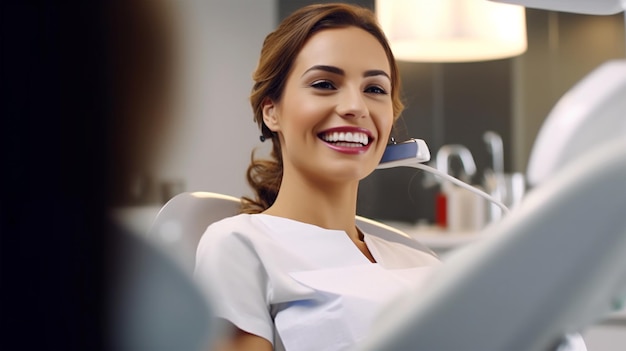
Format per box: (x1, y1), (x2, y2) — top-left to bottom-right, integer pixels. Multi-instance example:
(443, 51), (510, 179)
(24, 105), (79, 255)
(260, 26), (394, 196)
(242, 3), (404, 215)
(193, 3), (439, 351)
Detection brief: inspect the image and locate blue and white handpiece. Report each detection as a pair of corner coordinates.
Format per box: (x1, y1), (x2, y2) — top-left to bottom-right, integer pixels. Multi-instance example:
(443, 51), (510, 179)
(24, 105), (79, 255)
(377, 138), (430, 169)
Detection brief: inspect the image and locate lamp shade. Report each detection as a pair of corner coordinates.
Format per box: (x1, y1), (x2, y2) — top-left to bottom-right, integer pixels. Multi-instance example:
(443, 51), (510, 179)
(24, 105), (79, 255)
(376, 0), (527, 62)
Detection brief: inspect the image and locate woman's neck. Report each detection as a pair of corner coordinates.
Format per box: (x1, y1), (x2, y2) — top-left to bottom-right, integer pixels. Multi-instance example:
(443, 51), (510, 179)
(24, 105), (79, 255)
(263, 173), (361, 241)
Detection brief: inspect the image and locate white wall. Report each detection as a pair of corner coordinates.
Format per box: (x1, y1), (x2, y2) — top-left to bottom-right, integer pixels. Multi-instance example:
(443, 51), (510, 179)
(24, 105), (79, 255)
(157, 0), (276, 198)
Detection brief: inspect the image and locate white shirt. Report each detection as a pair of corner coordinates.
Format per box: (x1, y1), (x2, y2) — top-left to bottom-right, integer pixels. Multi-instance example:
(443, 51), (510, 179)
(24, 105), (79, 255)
(194, 214), (439, 351)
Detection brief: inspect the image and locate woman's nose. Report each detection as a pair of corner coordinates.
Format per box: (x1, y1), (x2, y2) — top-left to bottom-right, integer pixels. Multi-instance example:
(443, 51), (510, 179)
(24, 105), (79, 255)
(336, 87), (367, 119)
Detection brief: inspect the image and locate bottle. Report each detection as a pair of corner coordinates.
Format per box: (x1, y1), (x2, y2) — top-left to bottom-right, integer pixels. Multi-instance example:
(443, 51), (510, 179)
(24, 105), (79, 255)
(435, 182), (451, 228)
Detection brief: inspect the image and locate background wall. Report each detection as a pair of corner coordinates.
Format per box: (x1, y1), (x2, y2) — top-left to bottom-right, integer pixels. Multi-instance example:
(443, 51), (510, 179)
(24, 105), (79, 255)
(155, 0), (276, 200)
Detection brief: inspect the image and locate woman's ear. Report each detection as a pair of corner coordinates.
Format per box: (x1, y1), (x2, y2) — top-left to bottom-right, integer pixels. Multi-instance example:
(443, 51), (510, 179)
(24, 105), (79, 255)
(262, 98), (280, 132)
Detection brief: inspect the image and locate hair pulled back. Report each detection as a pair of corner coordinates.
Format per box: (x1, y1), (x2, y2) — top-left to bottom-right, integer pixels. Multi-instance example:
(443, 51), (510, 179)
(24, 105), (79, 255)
(241, 3), (404, 214)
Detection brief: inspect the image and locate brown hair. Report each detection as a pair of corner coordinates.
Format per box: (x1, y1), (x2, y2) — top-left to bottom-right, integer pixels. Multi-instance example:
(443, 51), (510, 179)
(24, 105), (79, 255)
(241, 3), (404, 213)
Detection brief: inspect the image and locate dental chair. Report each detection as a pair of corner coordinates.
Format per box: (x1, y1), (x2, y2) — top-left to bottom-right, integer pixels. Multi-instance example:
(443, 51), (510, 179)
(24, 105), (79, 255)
(147, 192), (242, 273)
(360, 137), (626, 350)
(359, 56), (626, 351)
(148, 191), (436, 273)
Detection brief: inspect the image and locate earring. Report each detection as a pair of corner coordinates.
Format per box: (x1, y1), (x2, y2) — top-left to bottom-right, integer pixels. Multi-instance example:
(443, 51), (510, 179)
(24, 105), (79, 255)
(259, 135), (266, 142)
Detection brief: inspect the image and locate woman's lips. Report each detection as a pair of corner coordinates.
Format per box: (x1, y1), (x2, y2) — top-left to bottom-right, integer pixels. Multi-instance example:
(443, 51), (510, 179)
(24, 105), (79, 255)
(317, 126), (374, 154)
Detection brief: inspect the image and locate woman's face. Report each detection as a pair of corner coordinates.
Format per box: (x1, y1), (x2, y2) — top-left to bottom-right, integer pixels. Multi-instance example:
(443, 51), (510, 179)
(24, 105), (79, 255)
(262, 26), (394, 184)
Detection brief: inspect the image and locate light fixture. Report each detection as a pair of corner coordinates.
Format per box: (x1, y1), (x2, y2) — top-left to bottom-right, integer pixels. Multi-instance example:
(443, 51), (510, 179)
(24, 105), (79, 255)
(376, 0), (527, 62)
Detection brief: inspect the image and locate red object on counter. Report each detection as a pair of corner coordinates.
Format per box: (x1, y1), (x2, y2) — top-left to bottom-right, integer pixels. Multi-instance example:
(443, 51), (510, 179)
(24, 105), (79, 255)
(435, 192), (447, 228)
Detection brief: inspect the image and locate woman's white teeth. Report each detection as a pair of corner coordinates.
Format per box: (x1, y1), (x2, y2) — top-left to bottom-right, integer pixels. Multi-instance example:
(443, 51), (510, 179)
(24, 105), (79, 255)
(321, 131), (369, 146)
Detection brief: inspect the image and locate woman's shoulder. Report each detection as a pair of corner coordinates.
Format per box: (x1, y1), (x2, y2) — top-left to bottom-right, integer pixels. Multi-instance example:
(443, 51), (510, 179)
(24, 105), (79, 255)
(196, 214), (266, 264)
(207, 213), (253, 230)
(199, 213), (283, 248)
(202, 213), (260, 241)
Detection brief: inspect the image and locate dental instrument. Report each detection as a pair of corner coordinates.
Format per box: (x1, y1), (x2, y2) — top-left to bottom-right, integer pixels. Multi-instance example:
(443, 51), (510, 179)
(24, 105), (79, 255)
(378, 138), (431, 166)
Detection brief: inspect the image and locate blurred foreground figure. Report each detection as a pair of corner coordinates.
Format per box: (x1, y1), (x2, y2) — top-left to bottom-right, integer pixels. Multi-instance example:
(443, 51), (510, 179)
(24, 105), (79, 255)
(109, 225), (214, 351)
(105, 0), (216, 350)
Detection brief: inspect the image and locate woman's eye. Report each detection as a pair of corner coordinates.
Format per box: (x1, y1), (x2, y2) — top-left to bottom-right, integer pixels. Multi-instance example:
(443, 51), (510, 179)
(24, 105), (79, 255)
(365, 85), (388, 94)
(311, 80), (336, 90)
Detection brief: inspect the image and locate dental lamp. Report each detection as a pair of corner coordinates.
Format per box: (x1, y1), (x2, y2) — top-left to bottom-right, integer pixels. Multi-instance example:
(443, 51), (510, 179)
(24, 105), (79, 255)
(359, 1), (626, 350)
(375, 0), (527, 62)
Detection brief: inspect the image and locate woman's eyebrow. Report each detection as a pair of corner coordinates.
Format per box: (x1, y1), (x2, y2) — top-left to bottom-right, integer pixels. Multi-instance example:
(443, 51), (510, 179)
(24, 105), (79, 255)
(302, 65), (391, 80)
(364, 69), (391, 80)
(302, 65), (344, 77)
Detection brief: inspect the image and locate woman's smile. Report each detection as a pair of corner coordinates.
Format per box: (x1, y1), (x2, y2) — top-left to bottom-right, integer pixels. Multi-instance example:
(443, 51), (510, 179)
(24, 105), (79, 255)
(317, 126), (373, 154)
